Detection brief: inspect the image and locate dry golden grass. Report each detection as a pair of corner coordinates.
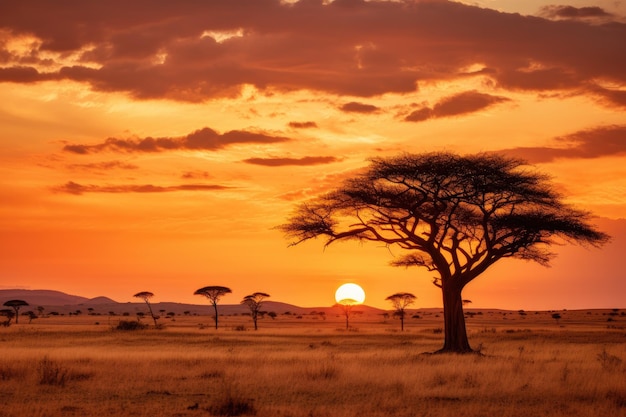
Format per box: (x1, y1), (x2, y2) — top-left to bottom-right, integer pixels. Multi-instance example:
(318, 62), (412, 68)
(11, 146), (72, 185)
(0, 312), (625, 417)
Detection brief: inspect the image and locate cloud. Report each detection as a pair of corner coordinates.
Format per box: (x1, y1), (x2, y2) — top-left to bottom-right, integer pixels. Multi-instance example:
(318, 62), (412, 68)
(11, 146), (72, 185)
(539, 6), (613, 21)
(405, 91), (510, 122)
(181, 170), (212, 179)
(242, 156), (340, 167)
(63, 127), (290, 154)
(53, 181), (231, 195)
(500, 125), (626, 163)
(67, 160), (138, 171)
(288, 121), (318, 129)
(340, 102), (381, 114)
(2, 1), (623, 101)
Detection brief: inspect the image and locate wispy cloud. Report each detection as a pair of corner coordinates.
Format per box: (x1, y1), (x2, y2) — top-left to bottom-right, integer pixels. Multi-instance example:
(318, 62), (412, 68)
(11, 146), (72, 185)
(181, 170), (212, 180)
(340, 102), (380, 114)
(405, 91), (510, 122)
(53, 181), (231, 195)
(500, 125), (626, 163)
(288, 121), (318, 129)
(243, 156), (340, 167)
(67, 160), (138, 171)
(63, 127), (290, 154)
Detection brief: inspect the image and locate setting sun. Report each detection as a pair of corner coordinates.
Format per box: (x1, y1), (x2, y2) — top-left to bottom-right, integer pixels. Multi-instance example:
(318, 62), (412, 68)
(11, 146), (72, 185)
(335, 283), (366, 305)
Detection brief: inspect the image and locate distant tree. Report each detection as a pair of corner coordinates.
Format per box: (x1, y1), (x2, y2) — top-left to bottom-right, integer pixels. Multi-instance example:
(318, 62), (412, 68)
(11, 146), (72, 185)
(279, 152), (609, 353)
(267, 311), (277, 320)
(24, 311), (37, 324)
(551, 313), (562, 325)
(133, 291), (159, 327)
(3, 300), (28, 324)
(194, 286), (232, 329)
(336, 299), (358, 330)
(386, 292), (417, 331)
(37, 306), (45, 317)
(241, 292), (270, 330)
(0, 309), (14, 326)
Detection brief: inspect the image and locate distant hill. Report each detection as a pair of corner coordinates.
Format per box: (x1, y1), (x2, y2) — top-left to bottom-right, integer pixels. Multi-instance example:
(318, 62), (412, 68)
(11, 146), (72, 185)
(0, 289), (98, 306)
(0, 289), (385, 316)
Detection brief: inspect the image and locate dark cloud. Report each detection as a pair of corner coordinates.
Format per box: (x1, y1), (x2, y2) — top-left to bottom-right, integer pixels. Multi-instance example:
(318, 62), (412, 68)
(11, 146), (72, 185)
(53, 181), (231, 195)
(405, 91), (510, 122)
(242, 156), (340, 167)
(288, 121), (318, 129)
(67, 160), (138, 171)
(500, 125), (626, 163)
(63, 127), (290, 154)
(539, 6), (612, 21)
(340, 102), (381, 114)
(2, 1), (622, 101)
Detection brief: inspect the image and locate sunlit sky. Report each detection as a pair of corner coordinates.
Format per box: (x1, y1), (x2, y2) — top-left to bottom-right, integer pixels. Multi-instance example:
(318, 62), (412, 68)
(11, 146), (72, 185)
(1, 0), (625, 310)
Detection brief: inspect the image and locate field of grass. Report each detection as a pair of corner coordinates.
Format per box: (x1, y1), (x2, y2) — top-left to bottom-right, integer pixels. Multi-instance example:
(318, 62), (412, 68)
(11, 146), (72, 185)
(0, 311), (625, 417)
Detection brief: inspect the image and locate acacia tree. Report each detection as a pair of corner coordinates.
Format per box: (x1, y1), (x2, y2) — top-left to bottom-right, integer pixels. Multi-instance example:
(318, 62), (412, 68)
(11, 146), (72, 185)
(336, 299), (358, 330)
(3, 300), (28, 324)
(133, 291), (158, 327)
(386, 292), (416, 331)
(0, 309), (14, 326)
(241, 292), (270, 330)
(194, 286), (232, 329)
(279, 152), (609, 353)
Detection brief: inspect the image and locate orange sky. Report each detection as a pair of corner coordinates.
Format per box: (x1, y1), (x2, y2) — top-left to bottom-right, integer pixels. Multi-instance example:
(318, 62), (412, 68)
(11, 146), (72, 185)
(1, 0), (625, 310)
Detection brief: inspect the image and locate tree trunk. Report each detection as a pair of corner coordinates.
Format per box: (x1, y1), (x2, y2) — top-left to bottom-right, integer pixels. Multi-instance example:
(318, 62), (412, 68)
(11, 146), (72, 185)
(438, 280), (472, 353)
(212, 302), (219, 329)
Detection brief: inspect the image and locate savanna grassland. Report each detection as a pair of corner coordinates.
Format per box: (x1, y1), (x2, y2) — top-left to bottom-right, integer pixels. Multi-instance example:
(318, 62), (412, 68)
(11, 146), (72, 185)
(1, 310), (625, 417)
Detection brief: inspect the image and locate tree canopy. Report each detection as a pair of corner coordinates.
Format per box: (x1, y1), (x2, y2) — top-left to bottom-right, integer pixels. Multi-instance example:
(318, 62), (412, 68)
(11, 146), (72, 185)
(194, 286), (232, 330)
(241, 292), (270, 330)
(279, 152), (609, 352)
(3, 300), (28, 324)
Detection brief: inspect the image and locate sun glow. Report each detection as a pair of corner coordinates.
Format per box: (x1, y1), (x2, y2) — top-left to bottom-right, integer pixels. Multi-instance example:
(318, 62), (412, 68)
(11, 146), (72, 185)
(335, 283), (366, 305)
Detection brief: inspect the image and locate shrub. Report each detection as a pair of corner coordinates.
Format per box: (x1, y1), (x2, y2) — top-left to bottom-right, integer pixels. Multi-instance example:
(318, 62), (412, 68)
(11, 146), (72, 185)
(597, 349), (623, 371)
(115, 320), (147, 331)
(208, 385), (256, 416)
(38, 356), (69, 387)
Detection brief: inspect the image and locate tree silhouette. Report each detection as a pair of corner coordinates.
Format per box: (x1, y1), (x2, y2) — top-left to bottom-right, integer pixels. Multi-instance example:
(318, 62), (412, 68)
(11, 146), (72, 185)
(336, 299), (358, 330)
(194, 286), (232, 329)
(0, 309), (14, 326)
(386, 292), (416, 331)
(241, 292), (270, 330)
(3, 300), (28, 324)
(133, 291), (159, 327)
(279, 152), (609, 353)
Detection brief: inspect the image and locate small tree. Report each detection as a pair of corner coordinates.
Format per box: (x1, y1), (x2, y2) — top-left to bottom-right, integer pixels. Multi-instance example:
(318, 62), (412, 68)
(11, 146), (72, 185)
(133, 291), (159, 327)
(551, 313), (562, 325)
(386, 292), (416, 331)
(194, 286), (232, 329)
(241, 292), (270, 330)
(336, 299), (358, 330)
(3, 300), (28, 324)
(0, 309), (14, 326)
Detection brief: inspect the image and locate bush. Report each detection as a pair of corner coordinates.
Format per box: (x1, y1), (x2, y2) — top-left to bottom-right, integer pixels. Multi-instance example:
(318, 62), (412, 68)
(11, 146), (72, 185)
(208, 385), (256, 416)
(38, 356), (69, 387)
(115, 320), (147, 331)
(597, 349), (623, 371)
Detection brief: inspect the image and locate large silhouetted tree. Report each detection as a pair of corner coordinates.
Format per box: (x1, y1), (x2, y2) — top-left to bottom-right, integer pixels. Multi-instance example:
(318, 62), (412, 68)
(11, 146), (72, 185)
(386, 292), (416, 331)
(194, 286), (232, 329)
(133, 291), (158, 327)
(279, 152), (609, 353)
(3, 300), (28, 324)
(241, 292), (270, 330)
